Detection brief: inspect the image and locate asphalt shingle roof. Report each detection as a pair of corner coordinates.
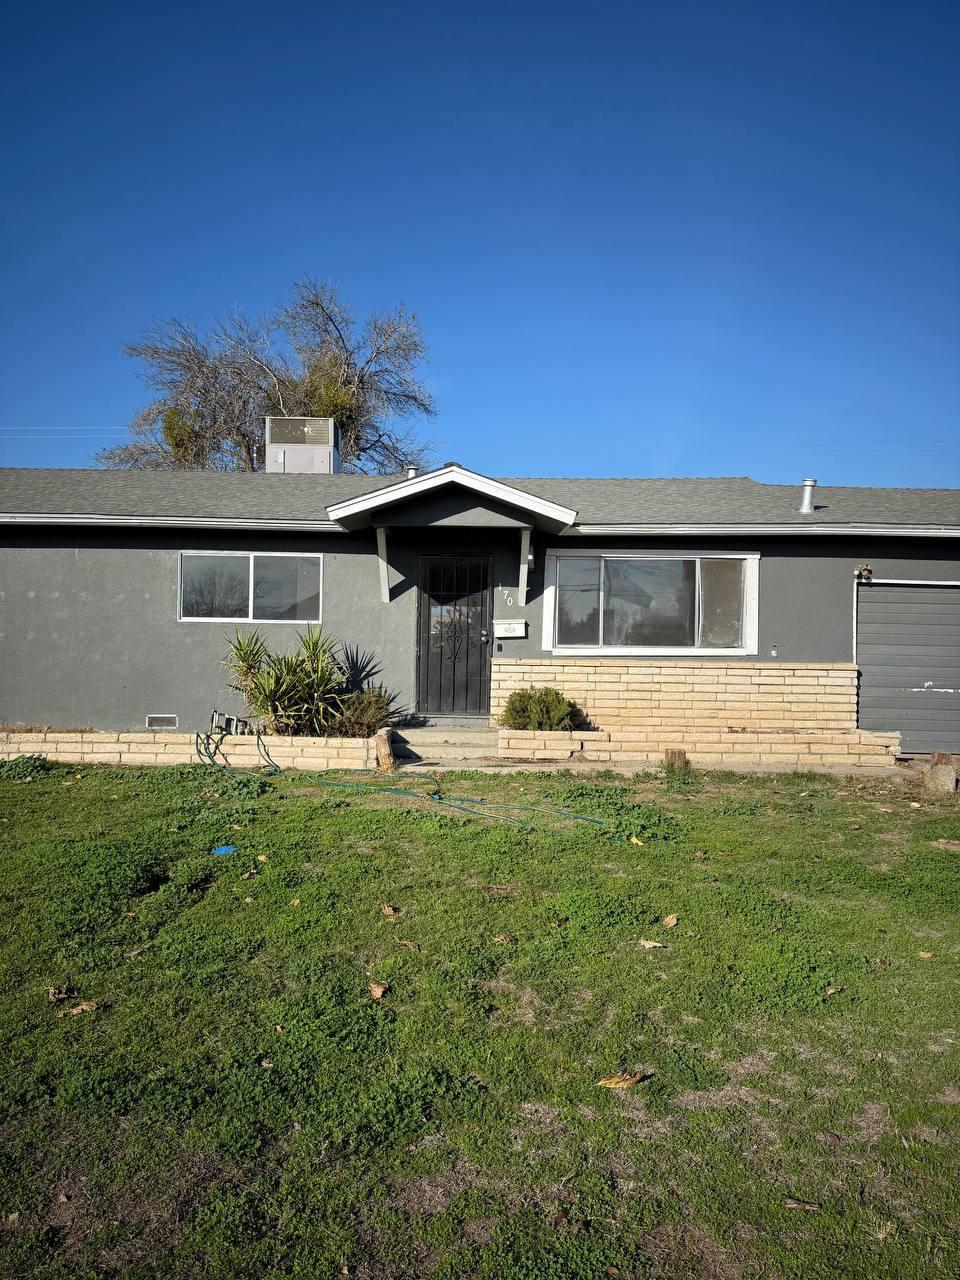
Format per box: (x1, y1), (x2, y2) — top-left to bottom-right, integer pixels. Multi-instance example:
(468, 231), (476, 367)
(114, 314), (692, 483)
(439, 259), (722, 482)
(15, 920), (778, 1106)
(1, 467), (958, 528)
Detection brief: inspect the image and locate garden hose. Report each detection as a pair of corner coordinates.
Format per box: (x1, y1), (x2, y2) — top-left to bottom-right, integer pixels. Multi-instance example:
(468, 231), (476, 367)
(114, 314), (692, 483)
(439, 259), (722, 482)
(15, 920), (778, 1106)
(193, 732), (617, 835)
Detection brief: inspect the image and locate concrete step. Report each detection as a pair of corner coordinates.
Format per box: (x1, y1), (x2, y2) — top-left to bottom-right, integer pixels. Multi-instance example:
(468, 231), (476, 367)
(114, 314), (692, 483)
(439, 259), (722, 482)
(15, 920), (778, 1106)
(393, 728), (498, 746)
(393, 742), (498, 762)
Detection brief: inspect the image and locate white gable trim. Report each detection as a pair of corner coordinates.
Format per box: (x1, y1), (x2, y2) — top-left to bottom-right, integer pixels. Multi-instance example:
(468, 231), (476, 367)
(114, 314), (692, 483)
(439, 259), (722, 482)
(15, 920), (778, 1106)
(326, 464), (578, 527)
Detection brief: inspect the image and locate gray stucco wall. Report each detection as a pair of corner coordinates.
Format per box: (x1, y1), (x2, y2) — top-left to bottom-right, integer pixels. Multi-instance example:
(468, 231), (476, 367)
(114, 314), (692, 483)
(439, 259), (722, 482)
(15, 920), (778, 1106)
(2, 524), (958, 731)
(0, 527), (526, 731)
(513, 535), (960, 664)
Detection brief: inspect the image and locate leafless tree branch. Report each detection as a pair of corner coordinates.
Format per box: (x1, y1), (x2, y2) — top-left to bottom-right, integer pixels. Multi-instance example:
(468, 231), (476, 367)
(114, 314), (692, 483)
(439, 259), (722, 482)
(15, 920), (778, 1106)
(98, 280), (436, 474)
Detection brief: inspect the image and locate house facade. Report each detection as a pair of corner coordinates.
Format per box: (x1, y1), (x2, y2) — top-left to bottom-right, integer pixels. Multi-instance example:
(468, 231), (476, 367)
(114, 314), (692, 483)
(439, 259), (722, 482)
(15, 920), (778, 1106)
(2, 420), (960, 761)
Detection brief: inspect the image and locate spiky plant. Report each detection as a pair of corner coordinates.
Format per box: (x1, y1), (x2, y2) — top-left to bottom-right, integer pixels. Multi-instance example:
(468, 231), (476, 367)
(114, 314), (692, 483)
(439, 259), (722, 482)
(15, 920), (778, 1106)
(222, 626), (349, 735)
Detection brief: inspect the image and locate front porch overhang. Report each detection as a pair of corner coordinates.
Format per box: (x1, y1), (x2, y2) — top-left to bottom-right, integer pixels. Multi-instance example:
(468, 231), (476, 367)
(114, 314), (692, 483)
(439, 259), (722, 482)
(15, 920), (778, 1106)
(326, 464), (577, 533)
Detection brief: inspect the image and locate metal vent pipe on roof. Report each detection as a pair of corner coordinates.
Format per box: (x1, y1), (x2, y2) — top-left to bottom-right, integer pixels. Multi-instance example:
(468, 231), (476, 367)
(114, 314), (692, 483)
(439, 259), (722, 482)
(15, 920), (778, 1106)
(406, 466), (417, 478)
(799, 477), (817, 514)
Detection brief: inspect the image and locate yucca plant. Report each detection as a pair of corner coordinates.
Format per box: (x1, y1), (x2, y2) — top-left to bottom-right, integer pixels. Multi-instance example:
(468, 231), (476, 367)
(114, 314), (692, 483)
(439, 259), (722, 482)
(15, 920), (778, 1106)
(223, 627), (347, 735)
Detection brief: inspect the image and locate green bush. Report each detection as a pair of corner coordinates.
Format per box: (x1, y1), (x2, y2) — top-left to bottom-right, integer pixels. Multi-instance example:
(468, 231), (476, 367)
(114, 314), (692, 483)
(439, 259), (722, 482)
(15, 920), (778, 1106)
(327, 687), (395, 738)
(499, 686), (580, 731)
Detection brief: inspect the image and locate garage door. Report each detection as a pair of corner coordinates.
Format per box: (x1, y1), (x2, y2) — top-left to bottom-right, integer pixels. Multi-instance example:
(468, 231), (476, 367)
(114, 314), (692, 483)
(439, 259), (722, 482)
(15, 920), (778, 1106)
(857, 582), (960, 755)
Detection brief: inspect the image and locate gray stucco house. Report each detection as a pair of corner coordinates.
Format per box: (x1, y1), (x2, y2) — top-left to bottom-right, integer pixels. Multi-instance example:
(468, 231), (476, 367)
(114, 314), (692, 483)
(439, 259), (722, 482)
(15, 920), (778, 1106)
(2, 417), (960, 762)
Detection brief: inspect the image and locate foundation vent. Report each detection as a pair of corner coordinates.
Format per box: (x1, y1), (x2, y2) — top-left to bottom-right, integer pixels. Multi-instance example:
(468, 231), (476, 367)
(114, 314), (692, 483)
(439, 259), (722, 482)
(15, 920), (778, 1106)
(145, 714), (178, 730)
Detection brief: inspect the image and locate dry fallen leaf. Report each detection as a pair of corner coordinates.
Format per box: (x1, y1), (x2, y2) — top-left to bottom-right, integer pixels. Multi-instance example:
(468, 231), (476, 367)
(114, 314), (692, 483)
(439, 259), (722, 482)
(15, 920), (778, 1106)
(288, 898), (300, 907)
(257, 854), (268, 863)
(825, 986), (840, 996)
(918, 951), (933, 959)
(784, 1197), (820, 1211)
(58, 1001), (97, 1018)
(274, 1025), (284, 1034)
(380, 903), (400, 917)
(396, 940), (420, 951)
(629, 835), (644, 847)
(240, 870), (257, 881)
(597, 1069), (654, 1089)
(638, 940), (666, 950)
(662, 914), (679, 928)
(493, 934), (515, 944)
(260, 1059), (273, 1069)
(47, 986), (70, 1004)
(369, 981), (389, 1000)
(909, 802), (922, 810)
(243, 896), (254, 904)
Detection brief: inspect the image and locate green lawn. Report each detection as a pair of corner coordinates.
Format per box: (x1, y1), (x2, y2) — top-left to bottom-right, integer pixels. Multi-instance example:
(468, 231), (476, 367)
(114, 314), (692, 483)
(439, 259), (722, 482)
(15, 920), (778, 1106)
(1, 759), (959, 1279)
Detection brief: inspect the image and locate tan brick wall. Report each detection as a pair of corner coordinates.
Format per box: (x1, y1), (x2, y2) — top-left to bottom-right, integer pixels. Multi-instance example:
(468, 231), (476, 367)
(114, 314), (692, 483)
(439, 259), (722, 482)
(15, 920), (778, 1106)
(489, 656), (900, 771)
(497, 727), (900, 772)
(491, 657), (860, 732)
(0, 732), (378, 771)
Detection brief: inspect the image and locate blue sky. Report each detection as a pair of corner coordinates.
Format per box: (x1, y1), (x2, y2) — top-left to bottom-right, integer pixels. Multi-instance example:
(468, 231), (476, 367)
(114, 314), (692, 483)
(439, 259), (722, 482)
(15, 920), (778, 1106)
(1, 0), (958, 485)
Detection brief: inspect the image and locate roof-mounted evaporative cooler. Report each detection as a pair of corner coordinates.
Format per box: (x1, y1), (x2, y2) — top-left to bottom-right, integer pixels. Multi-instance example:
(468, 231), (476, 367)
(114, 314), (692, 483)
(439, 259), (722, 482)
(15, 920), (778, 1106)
(264, 417), (340, 474)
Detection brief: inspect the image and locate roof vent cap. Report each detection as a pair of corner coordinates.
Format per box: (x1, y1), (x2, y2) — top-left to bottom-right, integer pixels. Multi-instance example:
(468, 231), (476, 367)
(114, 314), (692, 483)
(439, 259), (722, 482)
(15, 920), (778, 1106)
(799, 477), (817, 515)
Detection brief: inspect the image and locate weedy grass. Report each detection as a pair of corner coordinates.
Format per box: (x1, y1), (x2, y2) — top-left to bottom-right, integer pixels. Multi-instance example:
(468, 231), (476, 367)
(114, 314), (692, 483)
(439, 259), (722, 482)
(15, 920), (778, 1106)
(1, 763), (958, 1278)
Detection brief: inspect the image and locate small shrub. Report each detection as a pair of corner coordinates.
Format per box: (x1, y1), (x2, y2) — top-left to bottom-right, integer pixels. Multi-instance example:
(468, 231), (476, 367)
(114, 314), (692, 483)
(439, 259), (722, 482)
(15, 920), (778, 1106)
(327, 687), (395, 738)
(500, 687), (580, 731)
(0, 753), (50, 780)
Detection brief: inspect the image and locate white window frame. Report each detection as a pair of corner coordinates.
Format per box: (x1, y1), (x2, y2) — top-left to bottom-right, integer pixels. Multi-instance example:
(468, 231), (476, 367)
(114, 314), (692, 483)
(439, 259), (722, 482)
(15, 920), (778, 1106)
(541, 550), (759, 656)
(177, 551), (324, 624)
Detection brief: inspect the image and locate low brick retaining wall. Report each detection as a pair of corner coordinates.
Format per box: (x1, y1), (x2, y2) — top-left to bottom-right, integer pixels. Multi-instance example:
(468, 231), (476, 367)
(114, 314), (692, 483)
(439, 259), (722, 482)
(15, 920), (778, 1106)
(0, 731), (378, 771)
(497, 727), (901, 772)
(491, 658), (861, 732)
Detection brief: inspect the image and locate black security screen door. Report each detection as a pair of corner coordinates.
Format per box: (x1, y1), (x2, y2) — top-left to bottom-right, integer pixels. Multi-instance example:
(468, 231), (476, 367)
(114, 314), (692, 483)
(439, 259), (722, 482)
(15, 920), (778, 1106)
(417, 556), (493, 715)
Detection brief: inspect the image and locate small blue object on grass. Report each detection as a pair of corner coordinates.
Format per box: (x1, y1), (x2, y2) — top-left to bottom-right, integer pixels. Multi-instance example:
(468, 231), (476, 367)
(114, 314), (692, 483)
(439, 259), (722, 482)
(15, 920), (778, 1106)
(212, 845), (237, 856)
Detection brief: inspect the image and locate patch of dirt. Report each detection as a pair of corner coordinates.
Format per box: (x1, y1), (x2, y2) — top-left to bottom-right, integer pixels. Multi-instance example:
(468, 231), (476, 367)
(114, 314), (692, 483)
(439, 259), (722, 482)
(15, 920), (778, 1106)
(615, 1092), (676, 1140)
(477, 975), (543, 1026)
(935, 1085), (960, 1103)
(914, 1124), (954, 1144)
(514, 1095), (568, 1146)
(30, 1146), (238, 1273)
(723, 1050), (775, 1079)
(642, 1222), (744, 1279)
(388, 1156), (480, 1217)
(461, 1217), (494, 1245)
(925, 1029), (957, 1055)
(354, 1239), (439, 1280)
(675, 1083), (766, 1112)
(845, 1101), (891, 1145)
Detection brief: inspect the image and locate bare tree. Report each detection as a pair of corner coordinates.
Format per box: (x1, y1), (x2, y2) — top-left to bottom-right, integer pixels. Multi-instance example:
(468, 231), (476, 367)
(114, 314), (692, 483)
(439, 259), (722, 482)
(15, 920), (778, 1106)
(97, 280), (436, 473)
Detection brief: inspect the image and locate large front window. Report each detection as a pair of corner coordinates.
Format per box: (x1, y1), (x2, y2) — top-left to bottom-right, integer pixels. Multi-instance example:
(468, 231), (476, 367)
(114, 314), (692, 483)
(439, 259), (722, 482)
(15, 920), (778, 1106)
(179, 553), (322, 622)
(550, 554), (757, 653)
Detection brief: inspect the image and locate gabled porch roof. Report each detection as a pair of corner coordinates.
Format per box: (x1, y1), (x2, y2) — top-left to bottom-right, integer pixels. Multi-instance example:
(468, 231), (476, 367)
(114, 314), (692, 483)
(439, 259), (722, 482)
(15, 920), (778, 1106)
(326, 464), (578, 532)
